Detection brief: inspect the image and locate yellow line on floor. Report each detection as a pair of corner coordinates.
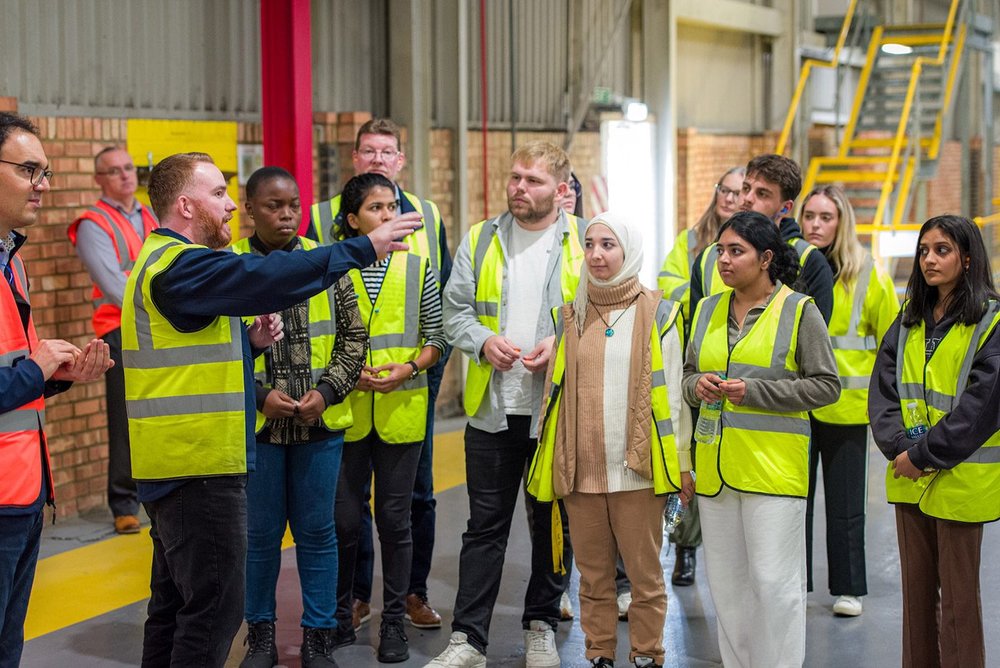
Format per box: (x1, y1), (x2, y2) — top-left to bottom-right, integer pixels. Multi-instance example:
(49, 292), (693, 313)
(24, 429), (468, 641)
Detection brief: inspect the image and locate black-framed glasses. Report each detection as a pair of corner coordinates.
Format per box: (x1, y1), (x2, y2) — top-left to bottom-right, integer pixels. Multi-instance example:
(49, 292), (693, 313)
(357, 148), (399, 161)
(715, 183), (740, 200)
(0, 159), (53, 186)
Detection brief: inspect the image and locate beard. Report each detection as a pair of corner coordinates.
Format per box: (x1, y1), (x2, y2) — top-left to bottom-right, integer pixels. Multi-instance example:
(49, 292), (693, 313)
(507, 191), (556, 225)
(192, 204), (232, 249)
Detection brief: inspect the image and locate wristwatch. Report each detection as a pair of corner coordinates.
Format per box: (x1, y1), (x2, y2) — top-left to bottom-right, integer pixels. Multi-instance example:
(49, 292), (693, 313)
(406, 360), (420, 380)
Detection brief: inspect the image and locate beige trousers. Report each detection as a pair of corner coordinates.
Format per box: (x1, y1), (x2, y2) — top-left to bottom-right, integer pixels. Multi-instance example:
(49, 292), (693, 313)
(564, 489), (668, 664)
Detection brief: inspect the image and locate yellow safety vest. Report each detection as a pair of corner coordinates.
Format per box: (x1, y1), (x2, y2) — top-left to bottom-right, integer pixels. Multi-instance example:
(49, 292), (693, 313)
(462, 213), (585, 417)
(346, 252), (429, 444)
(657, 228), (697, 325)
(698, 237), (817, 298)
(231, 236), (354, 435)
(813, 256), (899, 424)
(690, 284), (812, 497)
(527, 299), (684, 502)
(121, 234), (246, 480)
(310, 190), (445, 286)
(885, 301), (1000, 523)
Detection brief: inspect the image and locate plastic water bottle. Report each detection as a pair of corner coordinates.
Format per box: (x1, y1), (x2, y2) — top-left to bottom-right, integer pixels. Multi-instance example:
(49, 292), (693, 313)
(664, 494), (685, 535)
(905, 401), (928, 440)
(694, 372), (726, 444)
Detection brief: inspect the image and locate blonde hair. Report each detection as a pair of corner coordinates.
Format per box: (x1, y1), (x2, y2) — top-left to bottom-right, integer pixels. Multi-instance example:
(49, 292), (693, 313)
(799, 185), (866, 286)
(510, 141), (571, 184)
(692, 166), (744, 254)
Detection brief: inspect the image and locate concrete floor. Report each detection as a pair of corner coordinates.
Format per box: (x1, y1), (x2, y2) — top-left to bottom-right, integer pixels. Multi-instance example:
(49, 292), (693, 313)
(20, 436), (1000, 668)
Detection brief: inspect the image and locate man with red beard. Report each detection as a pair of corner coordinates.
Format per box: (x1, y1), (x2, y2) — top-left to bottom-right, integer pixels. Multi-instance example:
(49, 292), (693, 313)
(427, 142), (582, 668)
(122, 152), (422, 668)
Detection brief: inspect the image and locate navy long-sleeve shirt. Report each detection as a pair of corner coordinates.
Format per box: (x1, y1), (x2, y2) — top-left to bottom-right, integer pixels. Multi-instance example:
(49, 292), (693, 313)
(136, 228), (377, 501)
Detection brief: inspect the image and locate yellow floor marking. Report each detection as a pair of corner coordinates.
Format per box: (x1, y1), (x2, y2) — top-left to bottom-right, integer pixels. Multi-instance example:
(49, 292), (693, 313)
(25, 429), (468, 641)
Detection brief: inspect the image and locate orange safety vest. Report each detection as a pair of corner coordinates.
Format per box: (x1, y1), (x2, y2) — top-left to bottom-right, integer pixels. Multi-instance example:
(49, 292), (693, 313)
(0, 253), (53, 508)
(67, 200), (158, 337)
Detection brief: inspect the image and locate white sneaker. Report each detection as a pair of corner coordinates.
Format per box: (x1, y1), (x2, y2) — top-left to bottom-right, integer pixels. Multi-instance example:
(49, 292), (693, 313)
(833, 595), (863, 617)
(424, 632), (486, 667)
(617, 590), (632, 620)
(559, 591), (574, 620)
(524, 620), (560, 668)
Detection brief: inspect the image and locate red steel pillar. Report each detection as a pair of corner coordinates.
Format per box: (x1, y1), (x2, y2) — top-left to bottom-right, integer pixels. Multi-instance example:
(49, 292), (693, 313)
(260, 0), (314, 234)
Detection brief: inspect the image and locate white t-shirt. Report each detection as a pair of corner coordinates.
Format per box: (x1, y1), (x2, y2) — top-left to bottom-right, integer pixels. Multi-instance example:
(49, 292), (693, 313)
(501, 222), (558, 415)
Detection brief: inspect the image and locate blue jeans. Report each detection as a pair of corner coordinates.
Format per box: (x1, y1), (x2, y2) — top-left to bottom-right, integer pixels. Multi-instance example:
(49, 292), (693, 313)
(353, 358), (443, 601)
(142, 477), (247, 668)
(245, 436), (343, 628)
(0, 509), (43, 668)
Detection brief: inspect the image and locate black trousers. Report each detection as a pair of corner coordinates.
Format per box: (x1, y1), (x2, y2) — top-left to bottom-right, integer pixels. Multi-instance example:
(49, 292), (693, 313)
(451, 416), (562, 655)
(141, 476), (247, 668)
(806, 418), (869, 596)
(104, 328), (138, 517)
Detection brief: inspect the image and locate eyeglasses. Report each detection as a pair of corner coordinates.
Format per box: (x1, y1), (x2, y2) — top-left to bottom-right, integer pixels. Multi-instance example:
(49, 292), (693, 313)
(95, 164), (136, 177)
(0, 159), (53, 186)
(715, 183), (740, 200)
(358, 148), (399, 161)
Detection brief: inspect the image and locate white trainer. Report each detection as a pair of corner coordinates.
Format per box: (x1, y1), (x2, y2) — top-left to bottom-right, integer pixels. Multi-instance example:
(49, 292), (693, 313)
(424, 632), (486, 668)
(617, 590), (632, 620)
(524, 620), (560, 668)
(833, 595), (863, 617)
(560, 591), (574, 620)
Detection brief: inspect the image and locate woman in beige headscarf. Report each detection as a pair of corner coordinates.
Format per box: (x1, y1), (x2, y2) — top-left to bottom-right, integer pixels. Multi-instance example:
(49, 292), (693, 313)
(528, 212), (693, 668)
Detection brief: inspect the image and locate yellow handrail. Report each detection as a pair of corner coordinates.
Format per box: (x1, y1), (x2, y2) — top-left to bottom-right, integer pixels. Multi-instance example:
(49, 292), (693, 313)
(838, 27), (883, 157)
(775, 0), (860, 155)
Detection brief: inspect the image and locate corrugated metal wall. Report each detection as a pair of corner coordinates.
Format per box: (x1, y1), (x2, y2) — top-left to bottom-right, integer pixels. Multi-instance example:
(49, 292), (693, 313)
(311, 0), (388, 116)
(461, 0), (631, 129)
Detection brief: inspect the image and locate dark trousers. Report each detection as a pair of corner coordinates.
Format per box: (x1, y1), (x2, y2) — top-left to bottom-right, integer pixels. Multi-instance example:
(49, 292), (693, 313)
(0, 509), (43, 668)
(141, 477), (247, 668)
(670, 406), (701, 548)
(452, 416), (562, 655)
(805, 419), (868, 595)
(336, 432), (422, 625)
(353, 358), (444, 601)
(104, 328), (138, 517)
(895, 504), (985, 668)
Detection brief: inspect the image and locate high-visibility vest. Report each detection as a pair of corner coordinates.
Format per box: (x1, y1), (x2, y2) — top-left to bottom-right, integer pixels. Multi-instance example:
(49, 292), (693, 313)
(885, 301), (1000, 523)
(121, 234), (247, 480)
(462, 213), (585, 417)
(231, 236), (353, 434)
(813, 256), (899, 424)
(310, 189), (445, 286)
(346, 252), (429, 444)
(698, 237), (817, 298)
(657, 228), (698, 325)
(67, 201), (159, 337)
(527, 299), (684, 502)
(0, 253), (52, 507)
(690, 284), (813, 497)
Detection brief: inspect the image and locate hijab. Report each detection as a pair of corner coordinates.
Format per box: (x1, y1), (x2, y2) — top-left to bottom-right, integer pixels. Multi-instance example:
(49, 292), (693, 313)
(573, 210), (644, 334)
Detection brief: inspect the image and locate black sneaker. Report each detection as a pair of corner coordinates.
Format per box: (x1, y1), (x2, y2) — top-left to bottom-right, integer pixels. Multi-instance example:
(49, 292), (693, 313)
(377, 618), (409, 663)
(329, 620), (356, 650)
(239, 621), (277, 668)
(301, 627), (339, 668)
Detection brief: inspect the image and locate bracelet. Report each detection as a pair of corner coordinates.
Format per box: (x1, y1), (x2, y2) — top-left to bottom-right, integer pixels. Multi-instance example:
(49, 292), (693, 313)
(406, 360), (420, 379)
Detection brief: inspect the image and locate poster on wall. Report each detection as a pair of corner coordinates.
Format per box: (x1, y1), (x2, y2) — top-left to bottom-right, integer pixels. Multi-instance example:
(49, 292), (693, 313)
(126, 120), (241, 242)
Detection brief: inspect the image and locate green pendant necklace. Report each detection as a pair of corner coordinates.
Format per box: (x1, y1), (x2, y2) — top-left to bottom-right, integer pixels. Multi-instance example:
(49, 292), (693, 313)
(590, 294), (640, 337)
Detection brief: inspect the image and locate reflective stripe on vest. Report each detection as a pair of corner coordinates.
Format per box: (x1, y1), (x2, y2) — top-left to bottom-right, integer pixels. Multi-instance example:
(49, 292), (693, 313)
(231, 236), (353, 434)
(657, 229), (696, 322)
(310, 190), (444, 286)
(346, 252), (429, 444)
(528, 298), (683, 502)
(462, 213), (584, 417)
(886, 300), (1000, 522)
(122, 235), (247, 480)
(0, 253), (50, 507)
(699, 237), (815, 299)
(68, 202), (158, 336)
(813, 256), (886, 423)
(691, 285), (812, 497)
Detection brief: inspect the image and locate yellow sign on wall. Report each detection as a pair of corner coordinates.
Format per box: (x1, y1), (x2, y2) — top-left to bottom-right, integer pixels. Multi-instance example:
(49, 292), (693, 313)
(126, 119), (241, 241)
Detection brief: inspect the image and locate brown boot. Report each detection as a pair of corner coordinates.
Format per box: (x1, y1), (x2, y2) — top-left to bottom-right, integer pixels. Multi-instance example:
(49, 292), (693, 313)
(351, 598), (371, 632)
(114, 515), (141, 534)
(404, 593), (442, 629)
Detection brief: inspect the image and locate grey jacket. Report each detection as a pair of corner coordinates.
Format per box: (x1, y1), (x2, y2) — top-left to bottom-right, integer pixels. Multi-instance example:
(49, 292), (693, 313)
(442, 209), (581, 436)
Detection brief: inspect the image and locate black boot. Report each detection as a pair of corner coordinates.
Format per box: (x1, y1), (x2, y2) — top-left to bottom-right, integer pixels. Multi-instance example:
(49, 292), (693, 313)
(301, 627), (339, 668)
(239, 621), (277, 668)
(377, 618), (409, 663)
(671, 546), (696, 586)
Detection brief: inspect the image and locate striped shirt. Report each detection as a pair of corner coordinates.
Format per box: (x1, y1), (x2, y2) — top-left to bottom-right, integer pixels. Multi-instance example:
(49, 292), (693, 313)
(359, 254), (447, 352)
